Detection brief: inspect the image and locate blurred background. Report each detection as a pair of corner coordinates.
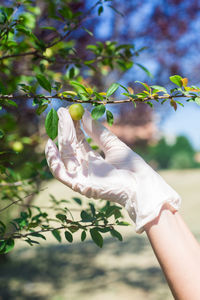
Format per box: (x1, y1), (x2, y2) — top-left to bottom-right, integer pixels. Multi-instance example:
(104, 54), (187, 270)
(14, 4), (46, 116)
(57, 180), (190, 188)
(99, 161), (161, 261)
(0, 0), (200, 299)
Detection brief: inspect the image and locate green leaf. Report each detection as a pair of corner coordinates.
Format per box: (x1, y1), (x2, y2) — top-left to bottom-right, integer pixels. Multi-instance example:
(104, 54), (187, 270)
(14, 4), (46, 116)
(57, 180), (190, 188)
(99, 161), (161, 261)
(45, 108), (58, 140)
(70, 81), (87, 92)
(65, 231), (73, 243)
(6, 100), (18, 107)
(0, 240), (6, 252)
(0, 130), (4, 139)
(98, 6), (104, 15)
(86, 44), (98, 52)
(97, 227), (110, 233)
(1, 239), (15, 254)
(91, 105), (106, 120)
(41, 26), (57, 31)
(169, 75), (183, 87)
(135, 81), (151, 92)
(81, 231), (86, 241)
(90, 228), (103, 248)
(72, 197), (82, 205)
(36, 74), (52, 93)
(147, 101), (153, 108)
(0, 221), (6, 235)
(116, 221), (130, 226)
(56, 214), (66, 222)
(104, 205), (121, 218)
(110, 229), (122, 241)
(136, 63), (153, 78)
(29, 232), (46, 240)
(0, 12), (7, 24)
(161, 99), (167, 105)
(69, 67), (75, 79)
(52, 229), (61, 242)
(36, 104), (48, 115)
(89, 203), (96, 216)
(150, 85), (168, 93)
(16, 25), (32, 36)
(68, 226), (79, 233)
(118, 83), (129, 93)
(106, 110), (114, 126)
(106, 83), (120, 97)
(25, 239), (40, 246)
(195, 97), (200, 105)
(0, 80), (6, 94)
(91, 145), (99, 150)
(3, 7), (14, 18)
(82, 26), (93, 36)
(81, 210), (94, 222)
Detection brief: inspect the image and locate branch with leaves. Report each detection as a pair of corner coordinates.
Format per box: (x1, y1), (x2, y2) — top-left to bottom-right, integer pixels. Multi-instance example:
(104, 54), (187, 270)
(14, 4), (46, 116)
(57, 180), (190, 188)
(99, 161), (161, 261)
(0, 194), (129, 253)
(1, 74), (200, 134)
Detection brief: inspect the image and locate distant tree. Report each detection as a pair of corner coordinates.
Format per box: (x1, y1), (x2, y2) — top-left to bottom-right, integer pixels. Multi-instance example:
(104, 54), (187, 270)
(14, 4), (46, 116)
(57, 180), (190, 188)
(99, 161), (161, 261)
(147, 135), (196, 169)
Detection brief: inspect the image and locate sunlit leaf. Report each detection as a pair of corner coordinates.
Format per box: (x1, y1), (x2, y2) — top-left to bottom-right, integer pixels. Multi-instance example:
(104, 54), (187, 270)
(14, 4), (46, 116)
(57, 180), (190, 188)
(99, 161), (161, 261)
(136, 63), (153, 78)
(106, 83), (120, 97)
(45, 108), (58, 140)
(36, 74), (51, 93)
(169, 75), (183, 87)
(91, 105), (106, 120)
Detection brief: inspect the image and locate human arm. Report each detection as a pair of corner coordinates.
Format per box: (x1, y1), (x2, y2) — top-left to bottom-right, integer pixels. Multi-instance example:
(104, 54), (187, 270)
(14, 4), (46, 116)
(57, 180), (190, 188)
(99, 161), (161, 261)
(145, 205), (200, 300)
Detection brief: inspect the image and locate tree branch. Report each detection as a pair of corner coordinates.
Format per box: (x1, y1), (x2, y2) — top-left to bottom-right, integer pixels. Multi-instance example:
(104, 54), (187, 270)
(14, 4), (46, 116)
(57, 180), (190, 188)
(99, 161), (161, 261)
(0, 188), (47, 213)
(0, 93), (192, 104)
(8, 222), (115, 240)
(46, 1), (100, 49)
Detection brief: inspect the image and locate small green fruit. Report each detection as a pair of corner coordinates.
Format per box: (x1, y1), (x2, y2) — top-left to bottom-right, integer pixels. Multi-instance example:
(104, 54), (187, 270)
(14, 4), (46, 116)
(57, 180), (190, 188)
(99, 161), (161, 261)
(69, 104), (85, 121)
(12, 141), (24, 152)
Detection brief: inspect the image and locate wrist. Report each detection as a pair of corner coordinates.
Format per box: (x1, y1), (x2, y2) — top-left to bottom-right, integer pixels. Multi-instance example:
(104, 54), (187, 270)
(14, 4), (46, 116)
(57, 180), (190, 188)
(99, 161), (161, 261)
(144, 203), (177, 233)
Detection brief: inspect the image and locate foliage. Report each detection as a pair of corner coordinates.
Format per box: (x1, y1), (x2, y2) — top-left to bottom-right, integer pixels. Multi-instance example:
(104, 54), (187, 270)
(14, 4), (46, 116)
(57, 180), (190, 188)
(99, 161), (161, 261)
(145, 136), (197, 170)
(0, 0), (200, 254)
(0, 193), (128, 253)
(169, 151), (195, 169)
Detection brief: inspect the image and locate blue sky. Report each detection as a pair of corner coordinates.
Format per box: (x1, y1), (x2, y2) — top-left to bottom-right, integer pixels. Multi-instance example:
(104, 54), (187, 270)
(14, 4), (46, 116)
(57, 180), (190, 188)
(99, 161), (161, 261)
(160, 103), (200, 150)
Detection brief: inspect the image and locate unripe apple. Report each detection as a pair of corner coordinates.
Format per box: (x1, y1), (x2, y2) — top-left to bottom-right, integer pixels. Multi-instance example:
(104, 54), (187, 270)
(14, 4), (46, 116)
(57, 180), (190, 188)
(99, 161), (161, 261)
(68, 104), (85, 121)
(12, 141), (24, 152)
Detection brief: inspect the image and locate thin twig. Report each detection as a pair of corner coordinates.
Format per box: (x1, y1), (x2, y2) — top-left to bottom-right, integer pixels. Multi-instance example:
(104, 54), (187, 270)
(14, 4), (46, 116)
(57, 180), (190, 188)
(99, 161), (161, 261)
(0, 181), (23, 187)
(0, 188), (47, 213)
(47, 1), (100, 49)
(0, 199), (23, 213)
(0, 50), (38, 61)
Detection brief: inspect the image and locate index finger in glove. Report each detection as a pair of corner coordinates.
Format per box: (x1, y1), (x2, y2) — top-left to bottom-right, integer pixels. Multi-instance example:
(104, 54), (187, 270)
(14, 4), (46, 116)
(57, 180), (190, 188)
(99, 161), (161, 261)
(57, 107), (79, 172)
(45, 138), (75, 188)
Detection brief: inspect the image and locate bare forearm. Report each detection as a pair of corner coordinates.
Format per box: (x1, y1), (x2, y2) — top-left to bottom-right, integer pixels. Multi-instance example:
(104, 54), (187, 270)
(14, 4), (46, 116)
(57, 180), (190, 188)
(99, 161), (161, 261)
(144, 205), (200, 300)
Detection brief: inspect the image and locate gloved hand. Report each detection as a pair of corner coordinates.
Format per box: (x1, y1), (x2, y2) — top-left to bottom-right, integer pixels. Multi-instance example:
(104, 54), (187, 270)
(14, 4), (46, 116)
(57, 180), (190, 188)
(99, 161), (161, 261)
(45, 107), (181, 233)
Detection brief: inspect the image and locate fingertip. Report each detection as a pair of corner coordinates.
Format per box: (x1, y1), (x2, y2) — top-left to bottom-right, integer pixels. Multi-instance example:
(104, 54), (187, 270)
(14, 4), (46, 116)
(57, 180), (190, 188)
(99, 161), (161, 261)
(57, 107), (71, 120)
(82, 109), (91, 122)
(81, 109), (94, 135)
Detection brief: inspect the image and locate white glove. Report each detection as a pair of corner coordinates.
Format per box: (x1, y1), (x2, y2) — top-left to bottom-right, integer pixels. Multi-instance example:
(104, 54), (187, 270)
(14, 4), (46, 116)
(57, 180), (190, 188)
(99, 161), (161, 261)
(45, 107), (181, 233)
